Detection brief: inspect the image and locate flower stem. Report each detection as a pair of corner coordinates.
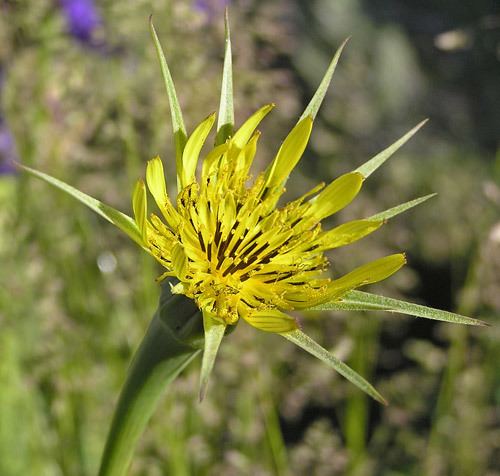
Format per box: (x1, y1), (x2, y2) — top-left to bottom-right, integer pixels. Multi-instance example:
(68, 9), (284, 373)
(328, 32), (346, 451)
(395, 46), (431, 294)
(98, 286), (203, 476)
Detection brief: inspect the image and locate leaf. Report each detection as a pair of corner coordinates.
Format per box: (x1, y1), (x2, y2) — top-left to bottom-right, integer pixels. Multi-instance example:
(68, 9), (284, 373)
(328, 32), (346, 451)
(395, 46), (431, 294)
(299, 38), (350, 121)
(356, 119), (428, 178)
(215, 10), (234, 146)
(315, 290), (488, 326)
(199, 311), (226, 402)
(149, 17), (187, 186)
(281, 329), (387, 404)
(368, 193), (437, 221)
(22, 165), (144, 247)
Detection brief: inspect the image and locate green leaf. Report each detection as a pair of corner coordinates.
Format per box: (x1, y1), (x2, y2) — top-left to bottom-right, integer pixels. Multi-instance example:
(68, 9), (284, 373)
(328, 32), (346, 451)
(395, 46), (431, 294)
(281, 329), (387, 405)
(22, 165), (144, 247)
(368, 193), (437, 221)
(356, 119), (428, 178)
(215, 10), (234, 146)
(199, 311), (226, 402)
(98, 287), (203, 476)
(315, 290), (488, 326)
(299, 37), (350, 122)
(149, 17), (187, 187)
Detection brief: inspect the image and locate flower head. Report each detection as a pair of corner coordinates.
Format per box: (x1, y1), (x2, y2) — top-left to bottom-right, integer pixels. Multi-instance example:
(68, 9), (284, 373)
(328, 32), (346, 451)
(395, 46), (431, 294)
(24, 15), (485, 404)
(60, 0), (103, 45)
(0, 121), (18, 176)
(135, 108), (405, 333)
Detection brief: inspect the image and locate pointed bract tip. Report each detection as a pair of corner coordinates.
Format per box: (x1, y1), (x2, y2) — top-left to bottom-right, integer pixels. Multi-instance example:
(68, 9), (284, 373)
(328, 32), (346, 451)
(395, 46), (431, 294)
(416, 118), (430, 129)
(339, 36), (351, 49)
(149, 16), (159, 37)
(477, 319), (491, 327)
(199, 382), (208, 403)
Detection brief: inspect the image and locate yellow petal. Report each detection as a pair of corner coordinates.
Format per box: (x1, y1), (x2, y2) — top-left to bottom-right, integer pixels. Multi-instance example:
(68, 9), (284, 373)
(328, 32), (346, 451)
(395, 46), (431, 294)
(146, 156), (167, 201)
(328, 253), (406, 300)
(231, 103), (274, 150)
(263, 116), (313, 192)
(309, 172), (363, 220)
(235, 130), (260, 177)
(180, 112), (216, 187)
(243, 309), (298, 333)
(132, 180), (148, 244)
(146, 157), (180, 229)
(318, 219), (383, 250)
(171, 242), (188, 280)
(201, 142), (229, 180)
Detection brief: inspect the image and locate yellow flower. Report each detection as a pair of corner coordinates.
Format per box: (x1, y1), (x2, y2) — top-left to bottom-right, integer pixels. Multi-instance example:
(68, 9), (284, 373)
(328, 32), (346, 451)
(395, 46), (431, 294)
(134, 107), (405, 334)
(24, 16), (484, 405)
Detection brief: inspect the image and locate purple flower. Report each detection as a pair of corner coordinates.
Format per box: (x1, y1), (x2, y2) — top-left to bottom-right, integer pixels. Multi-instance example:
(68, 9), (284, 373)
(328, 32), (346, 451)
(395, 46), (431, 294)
(60, 0), (102, 45)
(0, 122), (18, 175)
(194, 0), (230, 20)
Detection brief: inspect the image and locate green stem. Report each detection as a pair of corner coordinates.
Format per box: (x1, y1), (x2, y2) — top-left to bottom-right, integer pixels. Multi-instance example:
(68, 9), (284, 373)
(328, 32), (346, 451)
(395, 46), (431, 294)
(98, 286), (203, 476)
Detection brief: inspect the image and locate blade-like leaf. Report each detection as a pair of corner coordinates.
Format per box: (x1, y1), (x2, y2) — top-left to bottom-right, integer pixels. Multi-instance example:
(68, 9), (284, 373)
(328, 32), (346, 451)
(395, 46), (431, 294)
(368, 193), (437, 221)
(199, 311), (226, 402)
(315, 290), (488, 326)
(282, 329), (387, 404)
(299, 37), (350, 122)
(356, 120), (428, 178)
(215, 10), (234, 146)
(149, 17), (187, 185)
(22, 165), (144, 247)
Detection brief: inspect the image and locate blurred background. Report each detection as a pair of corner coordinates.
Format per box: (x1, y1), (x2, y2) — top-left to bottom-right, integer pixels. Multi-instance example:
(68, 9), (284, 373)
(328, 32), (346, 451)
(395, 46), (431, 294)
(0, 1), (499, 475)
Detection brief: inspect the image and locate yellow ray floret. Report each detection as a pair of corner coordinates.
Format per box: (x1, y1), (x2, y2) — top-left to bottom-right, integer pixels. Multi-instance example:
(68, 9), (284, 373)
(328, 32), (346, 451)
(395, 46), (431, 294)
(138, 109), (405, 332)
